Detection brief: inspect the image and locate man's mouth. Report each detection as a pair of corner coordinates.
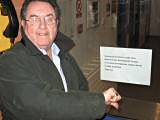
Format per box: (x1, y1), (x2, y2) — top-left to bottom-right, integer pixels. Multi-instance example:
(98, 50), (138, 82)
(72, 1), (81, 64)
(38, 33), (48, 36)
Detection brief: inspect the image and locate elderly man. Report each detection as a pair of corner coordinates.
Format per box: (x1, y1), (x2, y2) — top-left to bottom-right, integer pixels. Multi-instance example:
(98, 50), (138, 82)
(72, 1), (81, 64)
(0, 0), (121, 119)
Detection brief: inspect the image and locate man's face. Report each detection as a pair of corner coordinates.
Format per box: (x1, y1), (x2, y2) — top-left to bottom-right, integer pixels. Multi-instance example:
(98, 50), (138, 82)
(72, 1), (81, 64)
(22, 1), (58, 50)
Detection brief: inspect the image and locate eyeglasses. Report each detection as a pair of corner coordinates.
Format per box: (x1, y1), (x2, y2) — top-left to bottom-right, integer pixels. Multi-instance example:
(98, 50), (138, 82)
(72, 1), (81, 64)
(24, 14), (57, 26)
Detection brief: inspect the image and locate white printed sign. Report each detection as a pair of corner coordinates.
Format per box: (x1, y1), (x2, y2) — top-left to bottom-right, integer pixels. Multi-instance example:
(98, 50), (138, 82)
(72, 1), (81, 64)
(100, 47), (152, 86)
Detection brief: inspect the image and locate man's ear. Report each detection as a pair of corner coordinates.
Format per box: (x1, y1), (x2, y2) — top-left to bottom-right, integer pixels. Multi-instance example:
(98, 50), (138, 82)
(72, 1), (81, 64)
(56, 20), (60, 28)
(21, 20), (25, 28)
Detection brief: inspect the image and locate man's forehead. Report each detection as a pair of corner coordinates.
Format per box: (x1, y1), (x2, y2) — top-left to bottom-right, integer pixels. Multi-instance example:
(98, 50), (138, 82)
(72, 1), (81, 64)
(27, 1), (54, 14)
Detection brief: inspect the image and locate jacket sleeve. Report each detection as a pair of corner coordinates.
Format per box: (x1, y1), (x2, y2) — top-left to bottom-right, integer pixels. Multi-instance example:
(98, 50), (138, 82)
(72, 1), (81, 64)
(0, 53), (106, 120)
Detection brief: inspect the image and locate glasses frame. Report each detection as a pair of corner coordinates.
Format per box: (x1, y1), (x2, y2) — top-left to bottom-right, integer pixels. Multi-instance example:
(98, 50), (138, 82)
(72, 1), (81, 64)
(24, 14), (57, 26)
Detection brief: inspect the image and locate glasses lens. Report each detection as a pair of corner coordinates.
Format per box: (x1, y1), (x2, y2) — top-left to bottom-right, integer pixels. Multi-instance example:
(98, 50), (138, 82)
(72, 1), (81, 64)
(45, 15), (56, 25)
(26, 14), (57, 26)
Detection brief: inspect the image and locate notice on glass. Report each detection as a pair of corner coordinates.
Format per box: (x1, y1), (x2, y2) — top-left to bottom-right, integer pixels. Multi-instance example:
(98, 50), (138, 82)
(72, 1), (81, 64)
(100, 47), (152, 86)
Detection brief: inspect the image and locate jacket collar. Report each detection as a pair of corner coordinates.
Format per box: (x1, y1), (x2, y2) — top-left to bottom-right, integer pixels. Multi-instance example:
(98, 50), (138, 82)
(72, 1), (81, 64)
(21, 30), (75, 56)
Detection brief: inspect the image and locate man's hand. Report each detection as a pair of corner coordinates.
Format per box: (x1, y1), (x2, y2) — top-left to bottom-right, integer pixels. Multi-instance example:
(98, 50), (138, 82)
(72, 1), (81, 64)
(103, 88), (121, 109)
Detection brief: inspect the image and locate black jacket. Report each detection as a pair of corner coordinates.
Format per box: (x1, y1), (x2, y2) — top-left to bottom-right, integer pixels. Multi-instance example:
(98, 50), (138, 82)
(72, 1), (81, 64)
(0, 32), (105, 120)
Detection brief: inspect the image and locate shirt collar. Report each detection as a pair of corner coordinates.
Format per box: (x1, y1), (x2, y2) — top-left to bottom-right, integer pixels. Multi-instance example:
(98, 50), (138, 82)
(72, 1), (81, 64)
(39, 43), (60, 56)
(51, 42), (60, 56)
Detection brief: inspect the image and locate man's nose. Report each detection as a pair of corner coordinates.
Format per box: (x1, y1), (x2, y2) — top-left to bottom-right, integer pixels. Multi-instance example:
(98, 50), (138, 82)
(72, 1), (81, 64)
(39, 18), (47, 29)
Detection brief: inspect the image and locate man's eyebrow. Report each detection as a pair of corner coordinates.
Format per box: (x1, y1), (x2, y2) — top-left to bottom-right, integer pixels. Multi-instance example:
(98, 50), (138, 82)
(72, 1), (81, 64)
(28, 13), (55, 18)
(46, 13), (56, 17)
(29, 14), (39, 18)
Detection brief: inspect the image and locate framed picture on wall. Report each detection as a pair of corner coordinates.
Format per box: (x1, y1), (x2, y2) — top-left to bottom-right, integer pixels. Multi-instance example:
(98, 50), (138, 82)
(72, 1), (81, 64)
(87, 0), (99, 28)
